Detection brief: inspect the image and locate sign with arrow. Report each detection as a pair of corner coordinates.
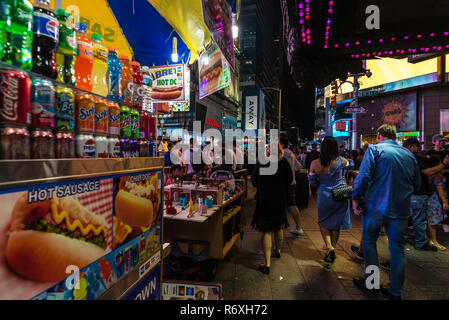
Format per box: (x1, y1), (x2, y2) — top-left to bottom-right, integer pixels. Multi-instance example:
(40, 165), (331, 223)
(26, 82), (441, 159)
(345, 105), (367, 113)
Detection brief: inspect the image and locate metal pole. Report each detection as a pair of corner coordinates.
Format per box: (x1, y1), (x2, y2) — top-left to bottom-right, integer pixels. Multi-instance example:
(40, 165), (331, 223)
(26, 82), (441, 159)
(352, 76), (360, 150)
(278, 89), (282, 131)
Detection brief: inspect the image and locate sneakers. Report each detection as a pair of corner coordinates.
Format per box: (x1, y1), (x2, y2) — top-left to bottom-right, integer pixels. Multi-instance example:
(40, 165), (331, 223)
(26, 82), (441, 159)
(290, 229), (304, 236)
(415, 243), (438, 251)
(350, 245), (364, 261)
(380, 286), (401, 300)
(352, 278), (379, 294)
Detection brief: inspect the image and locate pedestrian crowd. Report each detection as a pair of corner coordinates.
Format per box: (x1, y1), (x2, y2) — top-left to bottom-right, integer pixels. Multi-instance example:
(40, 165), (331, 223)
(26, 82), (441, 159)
(250, 123), (449, 300)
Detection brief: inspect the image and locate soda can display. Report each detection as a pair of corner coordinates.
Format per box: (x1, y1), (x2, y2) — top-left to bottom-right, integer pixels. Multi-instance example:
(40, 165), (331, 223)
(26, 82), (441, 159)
(108, 136), (121, 158)
(31, 77), (56, 129)
(76, 133), (96, 158)
(75, 93), (95, 133)
(31, 129), (55, 159)
(0, 125), (30, 159)
(55, 86), (75, 132)
(131, 109), (140, 140)
(139, 139), (149, 157)
(95, 134), (109, 158)
(120, 105), (131, 138)
(94, 98), (109, 134)
(55, 132), (75, 158)
(0, 69), (31, 126)
(120, 138), (129, 157)
(108, 102), (120, 136)
(139, 111), (150, 139)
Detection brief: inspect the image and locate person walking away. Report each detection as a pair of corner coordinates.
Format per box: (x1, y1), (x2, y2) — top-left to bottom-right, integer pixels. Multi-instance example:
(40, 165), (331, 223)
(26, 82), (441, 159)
(306, 143), (320, 196)
(426, 155), (449, 250)
(280, 137), (305, 237)
(251, 143), (292, 274)
(308, 136), (351, 263)
(164, 142), (174, 167)
(352, 124), (420, 300)
(339, 145), (346, 157)
(404, 138), (445, 251)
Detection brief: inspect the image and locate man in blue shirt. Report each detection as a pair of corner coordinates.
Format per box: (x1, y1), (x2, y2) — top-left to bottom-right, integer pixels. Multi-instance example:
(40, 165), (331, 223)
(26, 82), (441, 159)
(164, 142), (174, 167)
(352, 124), (420, 300)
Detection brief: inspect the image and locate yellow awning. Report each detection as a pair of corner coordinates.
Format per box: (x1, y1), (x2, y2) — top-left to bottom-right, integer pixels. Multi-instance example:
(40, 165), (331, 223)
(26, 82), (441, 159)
(147, 0), (212, 63)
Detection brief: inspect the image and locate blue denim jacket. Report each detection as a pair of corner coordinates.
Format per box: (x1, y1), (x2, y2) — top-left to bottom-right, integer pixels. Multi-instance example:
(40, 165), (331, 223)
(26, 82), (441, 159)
(352, 140), (421, 219)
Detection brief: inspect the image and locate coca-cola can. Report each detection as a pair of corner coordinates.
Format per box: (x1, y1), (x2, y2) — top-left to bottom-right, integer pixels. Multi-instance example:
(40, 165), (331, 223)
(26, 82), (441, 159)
(108, 136), (121, 158)
(139, 112), (150, 139)
(0, 124), (30, 159)
(0, 69), (31, 126)
(31, 77), (56, 129)
(148, 115), (156, 140)
(76, 133), (96, 158)
(31, 129), (55, 159)
(55, 132), (75, 158)
(139, 139), (149, 157)
(95, 134), (109, 158)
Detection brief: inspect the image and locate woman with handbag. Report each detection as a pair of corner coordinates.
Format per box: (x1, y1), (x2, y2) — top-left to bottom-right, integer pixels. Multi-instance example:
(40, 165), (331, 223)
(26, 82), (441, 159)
(308, 136), (352, 263)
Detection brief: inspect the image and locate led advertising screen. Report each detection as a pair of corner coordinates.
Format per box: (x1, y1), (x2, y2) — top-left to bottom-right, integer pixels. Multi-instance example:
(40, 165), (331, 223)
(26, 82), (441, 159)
(199, 44), (231, 99)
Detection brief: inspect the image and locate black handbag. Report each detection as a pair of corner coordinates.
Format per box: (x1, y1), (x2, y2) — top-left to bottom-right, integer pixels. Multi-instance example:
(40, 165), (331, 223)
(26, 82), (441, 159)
(331, 185), (353, 201)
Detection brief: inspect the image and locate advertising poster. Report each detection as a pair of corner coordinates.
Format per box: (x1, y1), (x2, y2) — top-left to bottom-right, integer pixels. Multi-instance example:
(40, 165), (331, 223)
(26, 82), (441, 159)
(201, 0), (234, 67)
(0, 169), (162, 300)
(149, 64), (185, 102)
(199, 44), (231, 99)
(120, 264), (161, 300)
(162, 281), (221, 300)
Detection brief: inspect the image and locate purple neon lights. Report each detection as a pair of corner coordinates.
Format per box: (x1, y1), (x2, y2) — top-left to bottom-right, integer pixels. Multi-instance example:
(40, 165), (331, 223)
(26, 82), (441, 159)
(298, 0), (312, 45)
(323, 0), (334, 49)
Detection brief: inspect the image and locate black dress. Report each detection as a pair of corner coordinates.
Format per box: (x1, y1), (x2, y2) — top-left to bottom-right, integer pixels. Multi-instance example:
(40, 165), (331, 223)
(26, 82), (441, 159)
(251, 158), (293, 233)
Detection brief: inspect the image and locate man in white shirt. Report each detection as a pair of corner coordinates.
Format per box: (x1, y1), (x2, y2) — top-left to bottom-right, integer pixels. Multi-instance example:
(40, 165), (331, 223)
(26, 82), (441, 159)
(280, 137), (305, 237)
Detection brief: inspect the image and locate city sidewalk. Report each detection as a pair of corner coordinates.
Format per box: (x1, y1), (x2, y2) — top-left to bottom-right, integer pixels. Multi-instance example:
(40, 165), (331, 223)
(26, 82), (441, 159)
(215, 184), (449, 300)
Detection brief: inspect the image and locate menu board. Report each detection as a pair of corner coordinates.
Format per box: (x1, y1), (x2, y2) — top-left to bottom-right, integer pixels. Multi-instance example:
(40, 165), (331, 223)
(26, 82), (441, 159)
(199, 44), (231, 99)
(0, 169), (162, 300)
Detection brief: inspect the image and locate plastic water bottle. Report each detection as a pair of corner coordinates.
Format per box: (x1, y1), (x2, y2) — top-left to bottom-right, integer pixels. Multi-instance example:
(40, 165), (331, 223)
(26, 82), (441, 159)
(31, 0), (58, 78)
(56, 9), (76, 85)
(106, 47), (122, 103)
(9, 0), (34, 71)
(91, 33), (108, 96)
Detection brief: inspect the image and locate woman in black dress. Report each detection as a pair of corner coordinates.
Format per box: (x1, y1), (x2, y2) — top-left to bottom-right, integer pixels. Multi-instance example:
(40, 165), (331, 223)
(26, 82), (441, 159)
(251, 143), (293, 274)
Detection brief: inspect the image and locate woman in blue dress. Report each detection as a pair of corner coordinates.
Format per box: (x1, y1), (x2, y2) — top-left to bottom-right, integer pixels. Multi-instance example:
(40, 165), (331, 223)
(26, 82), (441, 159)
(308, 136), (352, 263)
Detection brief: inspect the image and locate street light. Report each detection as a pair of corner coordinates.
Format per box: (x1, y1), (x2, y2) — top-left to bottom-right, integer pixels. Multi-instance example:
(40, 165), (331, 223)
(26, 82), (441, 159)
(261, 87), (282, 131)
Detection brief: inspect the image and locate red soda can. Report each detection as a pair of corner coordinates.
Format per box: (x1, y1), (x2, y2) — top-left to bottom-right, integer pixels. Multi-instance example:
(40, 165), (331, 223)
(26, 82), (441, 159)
(95, 98), (109, 134)
(55, 132), (75, 158)
(75, 93), (95, 133)
(139, 111), (149, 139)
(31, 77), (56, 129)
(0, 124), (30, 159)
(149, 115), (156, 140)
(31, 129), (55, 159)
(0, 69), (31, 125)
(108, 102), (120, 136)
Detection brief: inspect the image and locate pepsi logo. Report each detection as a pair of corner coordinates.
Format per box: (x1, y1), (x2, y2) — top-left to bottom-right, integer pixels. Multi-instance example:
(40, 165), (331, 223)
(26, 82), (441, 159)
(46, 20), (59, 40)
(83, 139), (96, 158)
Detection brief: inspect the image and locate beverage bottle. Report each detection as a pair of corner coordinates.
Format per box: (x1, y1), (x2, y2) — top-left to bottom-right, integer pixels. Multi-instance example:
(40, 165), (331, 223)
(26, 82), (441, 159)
(91, 33), (108, 96)
(31, 0), (58, 78)
(106, 47), (122, 103)
(0, 0), (12, 62)
(74, 22), (93, 91)
(120, 105), (131, 138)
(130, 61), (143, 110)
(119, 55), (133, 107)
(9, 0), (34, 71)
(141, 66), (152, 112)
(55, 9), (76, 85)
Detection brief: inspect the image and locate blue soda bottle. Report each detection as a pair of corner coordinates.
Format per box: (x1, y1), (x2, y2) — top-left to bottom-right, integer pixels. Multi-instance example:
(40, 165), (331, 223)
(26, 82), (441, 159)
(106, 46), (122, 103)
